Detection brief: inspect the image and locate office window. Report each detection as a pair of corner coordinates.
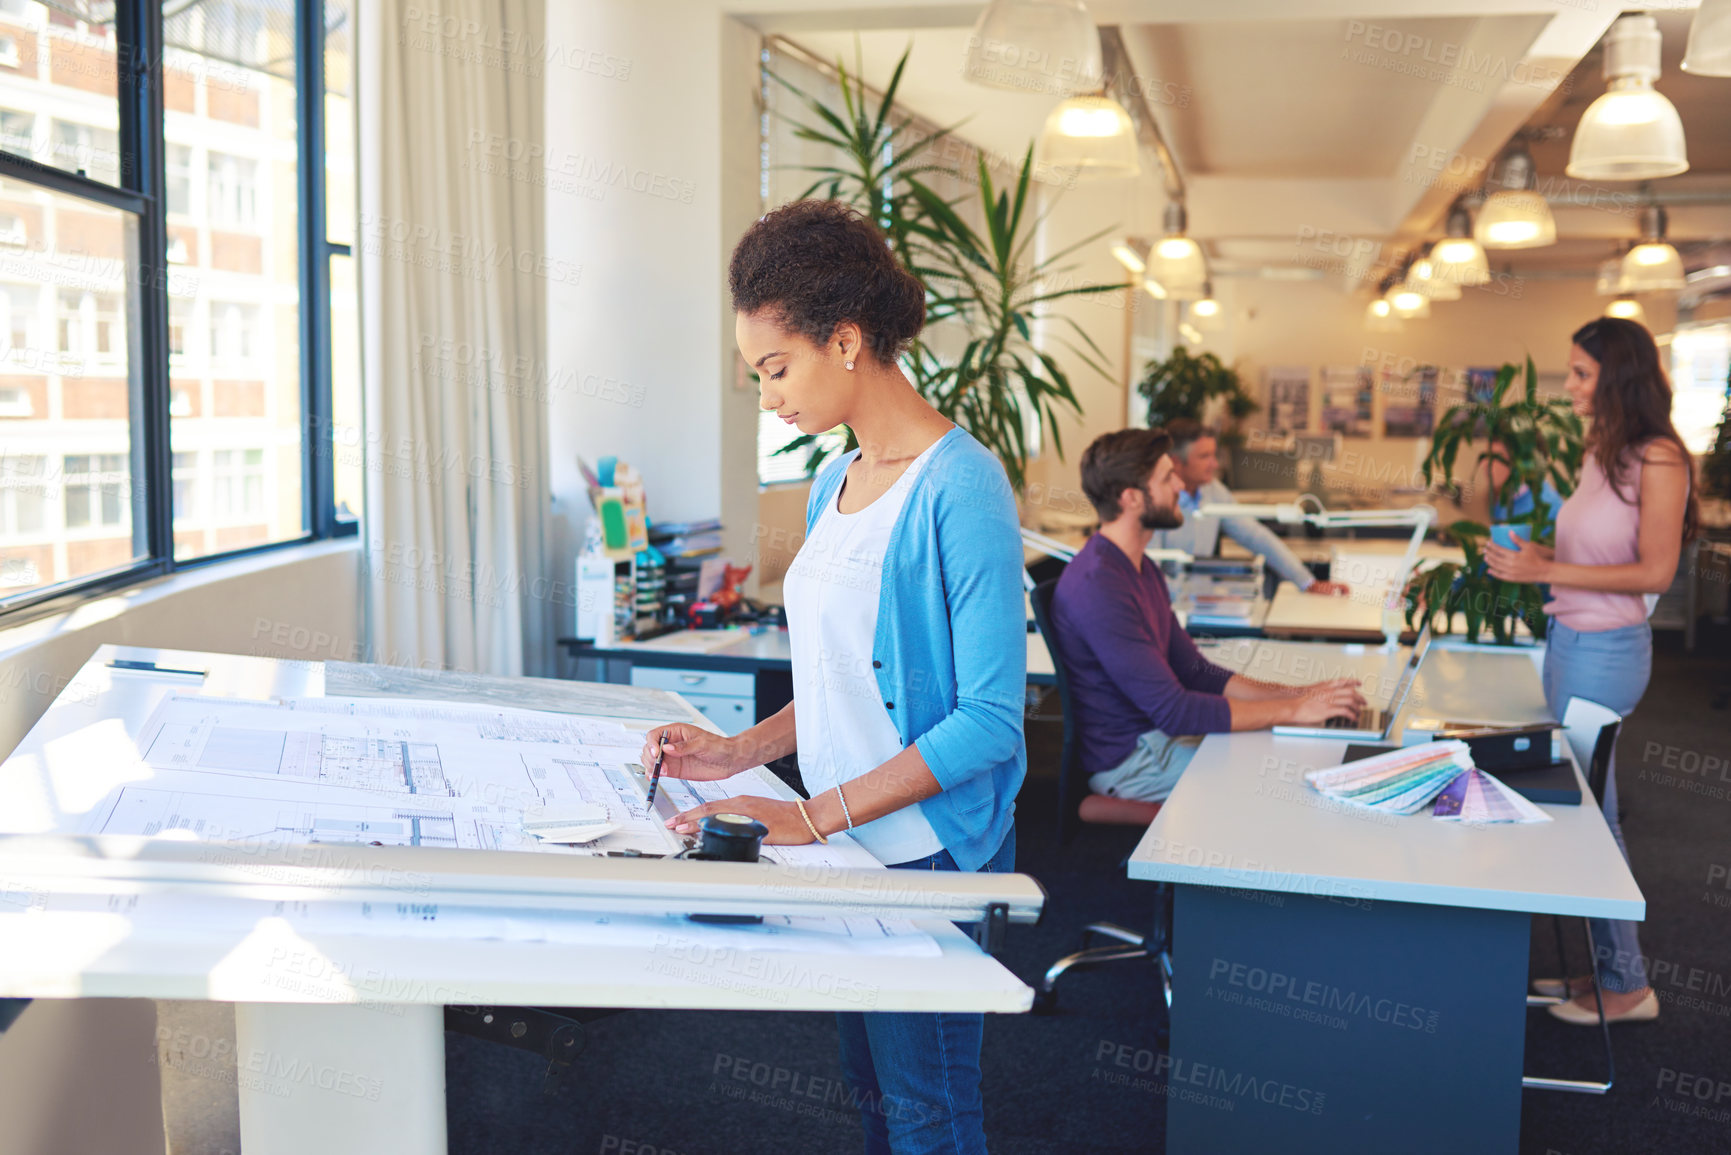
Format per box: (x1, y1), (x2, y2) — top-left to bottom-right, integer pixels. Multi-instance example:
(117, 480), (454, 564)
(63, 453), (128, 530)
(50, 121), (121, 187)
(1669, 324), (1731, 455)
(166, 144), (192, 216)
(206, 151), (258, 229)
(0, 109), (31, 157)
(212, 448), (264, 521)
(0, 454), (46, 535)
(0, 0), (348, 611)
(171, 451), (198, 522)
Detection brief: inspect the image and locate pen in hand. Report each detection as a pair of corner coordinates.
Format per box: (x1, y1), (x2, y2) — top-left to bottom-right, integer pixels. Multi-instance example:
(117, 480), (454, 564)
(643, 731), (667, 814)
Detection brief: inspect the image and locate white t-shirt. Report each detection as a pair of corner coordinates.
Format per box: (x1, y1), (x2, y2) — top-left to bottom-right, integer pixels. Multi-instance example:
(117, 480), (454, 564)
(781, 446), (943, 865)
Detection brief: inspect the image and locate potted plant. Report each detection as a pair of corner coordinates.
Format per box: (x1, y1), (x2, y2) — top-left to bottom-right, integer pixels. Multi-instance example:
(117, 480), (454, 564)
(1403, 357), (1585, 644)
(1135, 346), (1258, 434)
(766, 49), (1116, 490)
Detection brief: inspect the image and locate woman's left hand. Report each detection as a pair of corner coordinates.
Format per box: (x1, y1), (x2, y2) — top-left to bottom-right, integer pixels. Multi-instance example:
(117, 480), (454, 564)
(1485, 537), (1553, 584)
(666, 796), (816, 844)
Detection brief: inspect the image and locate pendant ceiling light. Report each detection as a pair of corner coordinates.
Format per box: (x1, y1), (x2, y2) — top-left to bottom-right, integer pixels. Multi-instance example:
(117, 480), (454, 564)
(1404, 255), (1461, 301)
(965, 0), (1104, 96)
(1384, 282), (1430, 319)
(1620, 204), (1686, 292)
(1188, 283), (1223, 330)
(1037, 94), (1140, 180)
(1604, 295), (1646, 323)
(1682, 0), (1731, 77)
(1567, 14), (1689, 181)
(1364, 297), (1402, 332)
(1145, 202), (1207, 299)
(1594, 254), (1626, 296)
(1475, 143), (1556, 250)
(1430, 203), (1491, 285)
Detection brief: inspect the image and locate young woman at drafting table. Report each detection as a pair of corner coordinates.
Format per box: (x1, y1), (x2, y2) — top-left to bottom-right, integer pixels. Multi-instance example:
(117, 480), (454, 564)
(636, 200), (1026, 1155)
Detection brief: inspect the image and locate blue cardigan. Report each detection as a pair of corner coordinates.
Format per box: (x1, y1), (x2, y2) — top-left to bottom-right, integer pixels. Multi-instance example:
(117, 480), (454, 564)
(805, 427), (1027, 872)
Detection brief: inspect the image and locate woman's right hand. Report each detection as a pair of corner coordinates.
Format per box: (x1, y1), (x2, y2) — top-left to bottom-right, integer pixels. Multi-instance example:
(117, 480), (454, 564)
(638, 723), (741, 781)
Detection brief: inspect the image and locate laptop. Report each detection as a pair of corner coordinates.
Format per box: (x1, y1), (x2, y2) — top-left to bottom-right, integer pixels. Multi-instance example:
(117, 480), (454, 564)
(1272, 622), (1433, 741)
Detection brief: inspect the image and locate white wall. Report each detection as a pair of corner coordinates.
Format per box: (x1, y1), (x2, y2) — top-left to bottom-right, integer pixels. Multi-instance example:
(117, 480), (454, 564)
(543, 3), (764, 617)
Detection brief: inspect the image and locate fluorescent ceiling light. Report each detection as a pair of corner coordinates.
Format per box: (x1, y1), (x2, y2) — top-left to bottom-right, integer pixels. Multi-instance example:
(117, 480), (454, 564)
(1037, 95), (1139, 180)
(1110, 241), (1146, 274)
(1684, 0), (1731, 76)
(1142, 277), (1168, 300)
(964, 0), (1104, 96)
(1567, 15), (1689, 181)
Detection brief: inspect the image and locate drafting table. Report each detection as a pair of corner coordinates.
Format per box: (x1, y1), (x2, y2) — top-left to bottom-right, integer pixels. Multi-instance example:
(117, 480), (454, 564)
(0, 645), (1043, 1155)
(1127, 641), (1641, 1154)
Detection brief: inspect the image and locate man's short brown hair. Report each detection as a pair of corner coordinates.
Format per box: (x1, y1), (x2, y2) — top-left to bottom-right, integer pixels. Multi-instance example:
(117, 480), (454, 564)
(1080, 428), (1173, 521)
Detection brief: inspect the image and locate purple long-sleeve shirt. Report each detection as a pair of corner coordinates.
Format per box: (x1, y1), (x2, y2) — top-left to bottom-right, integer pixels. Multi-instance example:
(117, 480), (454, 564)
(1050, 533), (1234, 776)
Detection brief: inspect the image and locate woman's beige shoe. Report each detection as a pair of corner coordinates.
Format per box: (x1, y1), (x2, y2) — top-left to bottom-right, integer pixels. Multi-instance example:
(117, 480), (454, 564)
(1546, 987), (1660, 1025)
(1531, 976), (1595, 999)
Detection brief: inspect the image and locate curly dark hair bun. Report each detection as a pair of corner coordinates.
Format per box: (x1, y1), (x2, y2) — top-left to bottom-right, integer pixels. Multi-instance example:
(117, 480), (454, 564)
(728, 199), (925, 365)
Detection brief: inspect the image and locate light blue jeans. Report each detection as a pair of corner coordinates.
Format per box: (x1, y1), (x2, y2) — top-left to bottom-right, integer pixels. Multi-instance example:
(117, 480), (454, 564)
(836, 829), (1015, 1155)
(1543, 619), (1652, 993)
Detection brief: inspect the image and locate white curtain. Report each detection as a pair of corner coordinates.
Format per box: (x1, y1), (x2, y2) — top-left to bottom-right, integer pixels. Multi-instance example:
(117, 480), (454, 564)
(357, 0), (552, 677)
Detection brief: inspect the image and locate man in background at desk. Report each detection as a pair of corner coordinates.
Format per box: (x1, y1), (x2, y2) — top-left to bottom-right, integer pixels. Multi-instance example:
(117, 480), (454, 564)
(1151, 418), (1350, 596)
(1050, 429), (1365, 803)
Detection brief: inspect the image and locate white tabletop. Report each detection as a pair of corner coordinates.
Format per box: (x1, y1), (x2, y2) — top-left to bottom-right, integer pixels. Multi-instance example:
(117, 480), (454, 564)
(1127, 642), (1645, 920)
(0, 646), (1034, 1012)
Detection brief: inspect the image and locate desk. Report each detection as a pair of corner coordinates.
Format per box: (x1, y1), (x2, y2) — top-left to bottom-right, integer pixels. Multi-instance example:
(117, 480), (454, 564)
(559, 628), (793, 734)
(1128, 642), (1642, 1154)
(0, 645), (1041, 1155)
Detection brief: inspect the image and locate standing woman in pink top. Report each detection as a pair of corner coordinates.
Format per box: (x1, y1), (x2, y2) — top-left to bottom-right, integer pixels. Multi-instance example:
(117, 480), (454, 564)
(1487, 316), (1698, 1026)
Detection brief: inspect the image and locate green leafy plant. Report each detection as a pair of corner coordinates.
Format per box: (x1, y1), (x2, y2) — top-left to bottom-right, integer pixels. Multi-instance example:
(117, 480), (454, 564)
(1135, 346), (1257, 437)
(764, 48), (1116, 490)
(1703, 367), (1731, 503)
(1403, 357), (1585, 643)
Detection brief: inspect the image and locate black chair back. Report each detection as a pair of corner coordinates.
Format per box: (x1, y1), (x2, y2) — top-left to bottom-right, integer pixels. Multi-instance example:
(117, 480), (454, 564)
(1586, 719), (1621, 806)
(1030, 577), (1084, 846)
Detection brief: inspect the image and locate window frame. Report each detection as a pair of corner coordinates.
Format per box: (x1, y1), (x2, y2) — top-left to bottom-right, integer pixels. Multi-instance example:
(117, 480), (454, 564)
(0, 0), (354, 626)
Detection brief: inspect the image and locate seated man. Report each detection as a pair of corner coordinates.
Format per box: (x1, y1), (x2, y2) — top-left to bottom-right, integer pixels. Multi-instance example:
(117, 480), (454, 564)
(1150, 418), (1349, 596)
(1051, 429), (1365, 803)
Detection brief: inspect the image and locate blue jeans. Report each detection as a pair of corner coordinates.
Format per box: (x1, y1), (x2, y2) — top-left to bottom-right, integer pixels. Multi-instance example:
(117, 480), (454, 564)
(836, 829), (1015, 1155)
(1543, 619), (1652, 993)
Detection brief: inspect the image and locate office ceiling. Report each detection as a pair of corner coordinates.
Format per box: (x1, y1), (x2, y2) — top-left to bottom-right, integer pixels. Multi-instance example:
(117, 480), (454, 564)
(787, 2), (1731, 289)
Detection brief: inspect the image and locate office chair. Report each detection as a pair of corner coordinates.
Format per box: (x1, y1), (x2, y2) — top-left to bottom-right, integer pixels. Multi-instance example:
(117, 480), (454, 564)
(1522, 695), (1621, 1095)
(1028, 578), (1171, 1014)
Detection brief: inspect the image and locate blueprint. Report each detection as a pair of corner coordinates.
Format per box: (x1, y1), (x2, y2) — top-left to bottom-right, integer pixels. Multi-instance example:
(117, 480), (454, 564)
(82, 694), (881, 870)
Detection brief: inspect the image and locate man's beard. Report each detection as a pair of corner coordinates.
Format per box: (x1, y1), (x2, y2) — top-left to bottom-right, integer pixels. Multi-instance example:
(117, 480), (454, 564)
(1139, 499), (1183, 531)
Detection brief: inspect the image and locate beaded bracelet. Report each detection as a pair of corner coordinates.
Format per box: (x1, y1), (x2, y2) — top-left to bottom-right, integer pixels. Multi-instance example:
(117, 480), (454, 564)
(796, 798), (828, 844)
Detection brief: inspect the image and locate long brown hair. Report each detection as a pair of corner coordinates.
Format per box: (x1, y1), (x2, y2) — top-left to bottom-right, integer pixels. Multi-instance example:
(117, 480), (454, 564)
(1569, 317), (1699, 542)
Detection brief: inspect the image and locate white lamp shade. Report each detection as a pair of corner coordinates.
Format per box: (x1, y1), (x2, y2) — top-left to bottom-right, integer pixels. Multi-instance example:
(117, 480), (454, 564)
(1620, 242), (1685, 292)
(1405, 259), (1460, 301)
(1474, 190), (1556, 249)
(1595, 256), (1625, 296)
(1189, 296), (1223, 330)
(1386, 287), (1430, 318)
(1147, 233), (1206, 298)
(1037, 96), (1140, 180)
(964, 0), (1103, 95)
(1604, 296), (1646, 323)
(1364, 298), (1402, 332)
(1566, 81), (1689, 181)
(1428, 237), (1491, 286)
(1682, 0), (1731, 77)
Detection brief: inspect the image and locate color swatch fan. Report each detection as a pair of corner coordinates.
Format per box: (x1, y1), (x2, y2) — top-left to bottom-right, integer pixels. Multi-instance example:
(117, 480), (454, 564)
(1303, 741), (1551, 824)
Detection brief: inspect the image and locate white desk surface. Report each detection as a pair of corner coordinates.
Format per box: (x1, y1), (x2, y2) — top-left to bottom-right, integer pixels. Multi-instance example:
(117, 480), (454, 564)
(1127, 642), (1644, 920)
(1262, 581), (1389, 638)
(0, 646), (1032, 1012)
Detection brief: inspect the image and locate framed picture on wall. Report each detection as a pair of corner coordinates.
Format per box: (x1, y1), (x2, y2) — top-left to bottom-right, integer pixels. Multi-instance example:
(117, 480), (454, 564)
(1321, 366), (1374, 437)
(1465, 367), (1500, 403)
(1265, 366), (1310, 434)
(1383, 365), (1438, 438)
